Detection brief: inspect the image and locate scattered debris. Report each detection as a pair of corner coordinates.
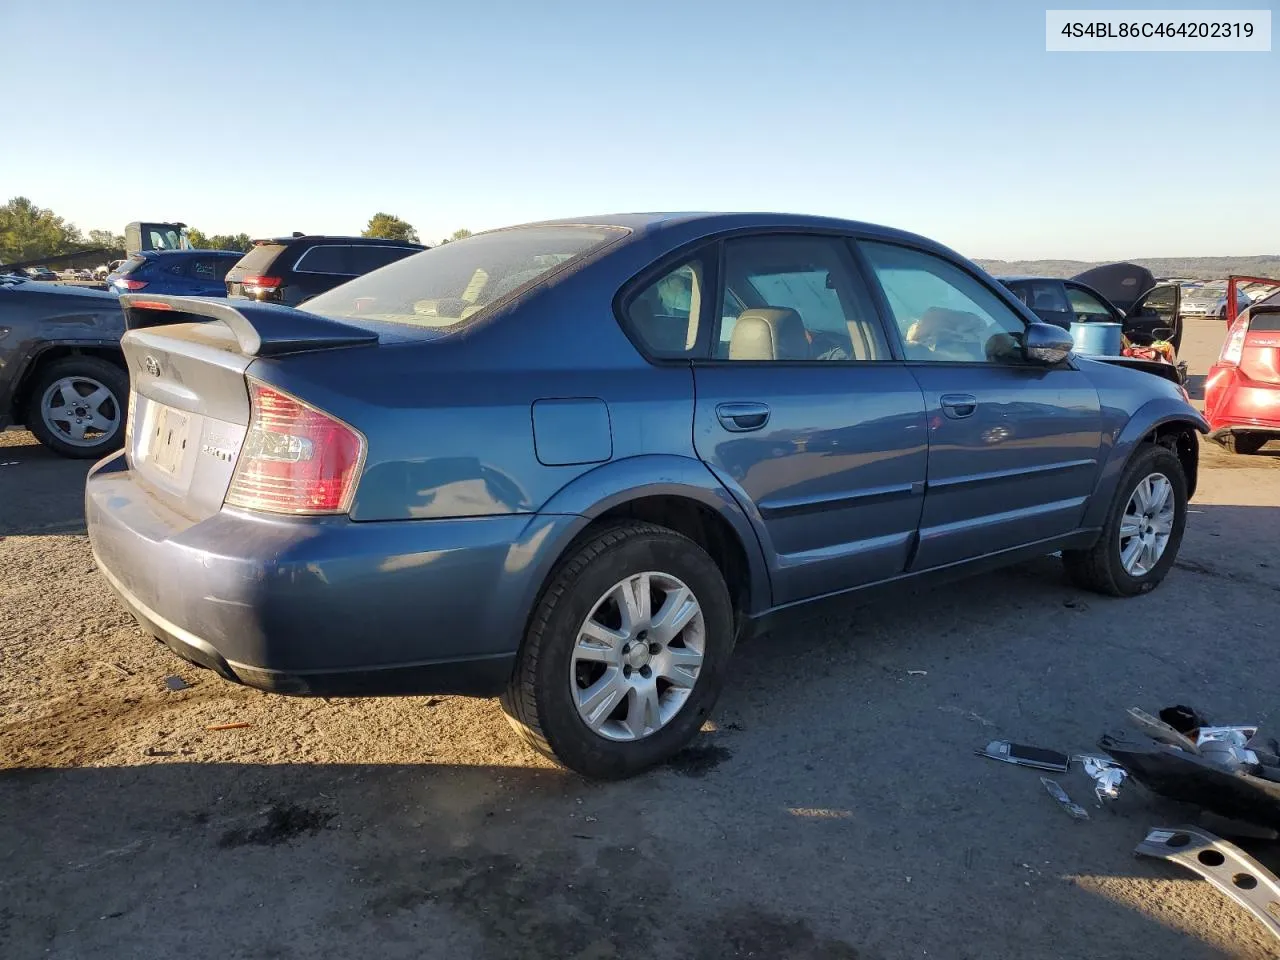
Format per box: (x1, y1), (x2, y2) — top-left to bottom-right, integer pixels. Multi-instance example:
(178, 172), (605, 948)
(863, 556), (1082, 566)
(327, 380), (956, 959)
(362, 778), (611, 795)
(101, 661), (133, 678)
(906, 670), (928, 677)
(1126, 707), (1198, 753)
(1041, 777), (1089, 820)
(977, 740), (1069, 772)
(1078, 755), (1127, 801)
(142, 746), (175, 757)
(164, 675), (190, 691)
(206, 722), (252, 731)
(1135, 826), (1280, 945)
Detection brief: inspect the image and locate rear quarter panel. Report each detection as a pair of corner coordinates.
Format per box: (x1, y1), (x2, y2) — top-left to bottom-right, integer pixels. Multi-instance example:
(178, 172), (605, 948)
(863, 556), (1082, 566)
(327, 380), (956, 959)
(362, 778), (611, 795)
(0, 286), (125, 422)
(247, 283), (699, 523)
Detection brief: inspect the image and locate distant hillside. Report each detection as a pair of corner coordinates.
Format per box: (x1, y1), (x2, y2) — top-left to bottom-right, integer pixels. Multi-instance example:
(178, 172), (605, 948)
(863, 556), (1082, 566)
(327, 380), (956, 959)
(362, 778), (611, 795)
(973, 256), (1280, 281)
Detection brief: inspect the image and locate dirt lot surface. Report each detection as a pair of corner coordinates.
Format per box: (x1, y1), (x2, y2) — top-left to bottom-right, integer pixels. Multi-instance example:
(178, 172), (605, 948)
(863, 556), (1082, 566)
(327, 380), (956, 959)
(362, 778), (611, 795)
(3, 319), (1279, 959)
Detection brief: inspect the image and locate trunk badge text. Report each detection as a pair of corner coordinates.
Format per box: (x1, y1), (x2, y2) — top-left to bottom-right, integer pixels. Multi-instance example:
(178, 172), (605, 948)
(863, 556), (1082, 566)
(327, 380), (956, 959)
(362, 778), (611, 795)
(202, 444), (234, 463)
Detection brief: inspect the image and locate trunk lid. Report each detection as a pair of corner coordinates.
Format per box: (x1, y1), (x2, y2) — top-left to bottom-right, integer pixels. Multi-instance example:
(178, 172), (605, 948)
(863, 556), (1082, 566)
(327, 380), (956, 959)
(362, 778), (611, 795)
(119, 295), (378, 521)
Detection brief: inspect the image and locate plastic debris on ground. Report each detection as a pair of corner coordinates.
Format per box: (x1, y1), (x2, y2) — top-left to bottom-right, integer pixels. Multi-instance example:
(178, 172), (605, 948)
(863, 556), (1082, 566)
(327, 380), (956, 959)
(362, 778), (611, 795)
(1041, 777), (1089, 820)
(1078, 755), (1128, 801)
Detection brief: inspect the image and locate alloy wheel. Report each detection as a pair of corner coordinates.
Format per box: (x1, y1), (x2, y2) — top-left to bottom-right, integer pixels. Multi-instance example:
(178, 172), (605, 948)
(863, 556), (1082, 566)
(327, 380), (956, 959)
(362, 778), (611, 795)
(1118, 472), (1175, 576)
(570, 571), (706, 742)
(40, 376), (121, 448)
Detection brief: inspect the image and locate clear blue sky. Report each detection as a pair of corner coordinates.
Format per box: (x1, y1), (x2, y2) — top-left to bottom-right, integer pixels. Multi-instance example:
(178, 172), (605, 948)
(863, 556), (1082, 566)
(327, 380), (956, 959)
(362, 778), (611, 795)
(2, 0), (1275, 259)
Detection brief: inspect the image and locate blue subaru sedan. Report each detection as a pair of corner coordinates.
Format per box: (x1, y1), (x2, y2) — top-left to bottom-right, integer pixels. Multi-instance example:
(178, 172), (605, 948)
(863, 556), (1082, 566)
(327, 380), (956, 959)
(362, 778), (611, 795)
(86, 213), (1206, 778)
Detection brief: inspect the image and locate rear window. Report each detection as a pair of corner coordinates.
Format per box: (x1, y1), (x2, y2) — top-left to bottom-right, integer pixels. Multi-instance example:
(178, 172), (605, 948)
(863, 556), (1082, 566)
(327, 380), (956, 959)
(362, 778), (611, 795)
(294, 244), (352, 274)
(303, 225), (626, 330)
(232, 242), (287, 275)
(116, 256), (149, 276)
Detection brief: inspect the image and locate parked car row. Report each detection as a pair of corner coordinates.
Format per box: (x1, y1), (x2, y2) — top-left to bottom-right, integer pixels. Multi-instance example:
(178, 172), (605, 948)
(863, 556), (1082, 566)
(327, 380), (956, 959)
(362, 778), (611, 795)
(101, 234), (426, 304)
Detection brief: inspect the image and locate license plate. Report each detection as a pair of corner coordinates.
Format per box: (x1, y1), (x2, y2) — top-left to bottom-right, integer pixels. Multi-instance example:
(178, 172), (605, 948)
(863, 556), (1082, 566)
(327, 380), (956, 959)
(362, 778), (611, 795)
(146, 405), (191, 476)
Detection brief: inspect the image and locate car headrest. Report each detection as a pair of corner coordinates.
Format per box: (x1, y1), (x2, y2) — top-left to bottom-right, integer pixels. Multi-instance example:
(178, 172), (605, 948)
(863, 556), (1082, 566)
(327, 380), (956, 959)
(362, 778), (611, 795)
(729, 307), (809, 360)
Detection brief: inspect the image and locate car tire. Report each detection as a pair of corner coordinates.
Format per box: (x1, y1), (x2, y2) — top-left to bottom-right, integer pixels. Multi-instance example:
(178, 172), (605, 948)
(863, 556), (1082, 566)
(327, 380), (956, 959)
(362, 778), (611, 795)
(24, 356), (129, 459)
(1222, 432), (1268, 456)
(500, 521), (735, 780)
(1062, 443), (1187, 598)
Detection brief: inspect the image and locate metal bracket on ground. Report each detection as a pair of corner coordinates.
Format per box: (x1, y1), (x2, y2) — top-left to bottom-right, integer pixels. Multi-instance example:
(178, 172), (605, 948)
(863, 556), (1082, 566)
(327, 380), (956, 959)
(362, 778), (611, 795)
(1134, 825), (1280, 944)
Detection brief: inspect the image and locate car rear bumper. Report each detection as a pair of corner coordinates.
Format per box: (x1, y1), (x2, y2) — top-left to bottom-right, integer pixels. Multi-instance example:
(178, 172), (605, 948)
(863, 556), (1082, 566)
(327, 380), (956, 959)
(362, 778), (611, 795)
(85, 452), (573, 696)
(1204, 366), (1280, 436)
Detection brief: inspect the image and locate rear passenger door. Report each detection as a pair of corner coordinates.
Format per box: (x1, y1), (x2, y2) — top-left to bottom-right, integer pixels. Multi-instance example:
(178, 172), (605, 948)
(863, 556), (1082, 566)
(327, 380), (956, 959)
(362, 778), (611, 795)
(187, 256), (232, 296)
(685, 234), (929, 604)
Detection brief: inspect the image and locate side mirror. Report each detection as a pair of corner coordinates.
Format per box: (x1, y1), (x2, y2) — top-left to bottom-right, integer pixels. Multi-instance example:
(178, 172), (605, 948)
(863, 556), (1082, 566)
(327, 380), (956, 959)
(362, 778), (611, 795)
(1023, 322), (1074, 365)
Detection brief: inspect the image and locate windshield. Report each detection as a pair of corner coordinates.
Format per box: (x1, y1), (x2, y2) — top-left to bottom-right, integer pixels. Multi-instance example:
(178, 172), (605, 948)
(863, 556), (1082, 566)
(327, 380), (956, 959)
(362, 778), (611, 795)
(304, 225), (626, 330)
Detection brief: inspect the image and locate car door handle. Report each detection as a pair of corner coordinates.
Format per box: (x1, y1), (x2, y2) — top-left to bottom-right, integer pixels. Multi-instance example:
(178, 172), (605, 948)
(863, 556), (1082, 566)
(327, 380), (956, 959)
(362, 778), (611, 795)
(716, 402), (771, 432)
(940, 394), (978, 419)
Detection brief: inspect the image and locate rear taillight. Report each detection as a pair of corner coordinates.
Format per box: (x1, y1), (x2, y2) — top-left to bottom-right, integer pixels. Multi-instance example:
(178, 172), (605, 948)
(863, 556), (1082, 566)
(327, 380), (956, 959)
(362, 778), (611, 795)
(224, 381), (365, 515)
(116, 278), (148, 291)
(241, 275), (282, 298)
(1219, 314), (1251, 367)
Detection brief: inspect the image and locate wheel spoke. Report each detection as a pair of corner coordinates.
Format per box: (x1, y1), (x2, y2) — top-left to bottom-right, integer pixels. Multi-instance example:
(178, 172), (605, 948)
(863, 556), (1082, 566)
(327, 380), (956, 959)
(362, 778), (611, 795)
(650, 585), (698, 643)
(1148, 475), (1171, 513)
(1150, 514), (1174, 536)
(576, 620), (625, 664)
(613, 574), (651, 634)
(659, 646), (703, 688)
(1119, 514), (1143, 538)
(1121, 537), (1143, 573)
(577, 670), (625, 730)
(1132, 477), (1151, 513)
(67, 420), (88, 441)
(84, 386), (112, 412)
(623, 683), (662, 738)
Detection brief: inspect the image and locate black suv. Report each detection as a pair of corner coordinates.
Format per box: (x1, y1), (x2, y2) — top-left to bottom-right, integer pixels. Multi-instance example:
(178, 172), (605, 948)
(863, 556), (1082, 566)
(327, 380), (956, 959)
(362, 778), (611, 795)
(224, 235), (426, 306)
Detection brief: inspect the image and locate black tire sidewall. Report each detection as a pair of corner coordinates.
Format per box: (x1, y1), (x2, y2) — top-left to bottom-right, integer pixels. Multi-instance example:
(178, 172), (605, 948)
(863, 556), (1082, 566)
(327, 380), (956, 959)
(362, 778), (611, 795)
(1102, 446), (1188, 595)
(24, 357), (129, 459)
(533, 529), (734, 779)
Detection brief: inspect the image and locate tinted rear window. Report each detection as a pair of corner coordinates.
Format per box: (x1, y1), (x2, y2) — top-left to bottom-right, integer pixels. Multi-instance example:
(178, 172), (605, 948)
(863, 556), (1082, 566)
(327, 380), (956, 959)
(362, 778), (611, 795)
(294, 244), (352, 274)
(232, 242), (287, 275)
(303, 226), (626, 331)
(116, 256), (149, 276)
(346, 245), (419, 273)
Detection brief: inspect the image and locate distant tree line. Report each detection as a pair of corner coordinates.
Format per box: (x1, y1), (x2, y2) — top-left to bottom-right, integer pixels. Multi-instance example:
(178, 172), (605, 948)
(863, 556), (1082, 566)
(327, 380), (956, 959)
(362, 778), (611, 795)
(1, 194), (468, 264)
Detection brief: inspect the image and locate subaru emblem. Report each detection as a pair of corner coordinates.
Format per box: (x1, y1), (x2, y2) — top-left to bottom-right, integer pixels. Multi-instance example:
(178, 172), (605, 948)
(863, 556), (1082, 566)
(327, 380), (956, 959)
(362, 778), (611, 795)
(143, 355), (160, 377)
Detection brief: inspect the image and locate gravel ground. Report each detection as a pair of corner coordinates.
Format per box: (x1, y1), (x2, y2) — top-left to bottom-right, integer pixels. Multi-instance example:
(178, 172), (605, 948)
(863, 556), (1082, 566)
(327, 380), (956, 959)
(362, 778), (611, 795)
(3, 319), (1279, 959)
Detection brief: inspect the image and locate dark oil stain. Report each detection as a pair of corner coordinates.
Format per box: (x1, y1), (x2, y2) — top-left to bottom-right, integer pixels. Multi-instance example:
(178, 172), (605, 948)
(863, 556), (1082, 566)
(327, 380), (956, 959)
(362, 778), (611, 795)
(695, 908), (862, 960)
(667, 743), (732, 777)
(365, 846), (671, 959)
(218, 803), (333, 848)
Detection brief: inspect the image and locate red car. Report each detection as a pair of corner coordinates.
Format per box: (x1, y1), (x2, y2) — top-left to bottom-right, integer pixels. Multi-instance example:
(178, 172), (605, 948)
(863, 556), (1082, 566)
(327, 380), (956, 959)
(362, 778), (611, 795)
(1204, 276), (1280, 454)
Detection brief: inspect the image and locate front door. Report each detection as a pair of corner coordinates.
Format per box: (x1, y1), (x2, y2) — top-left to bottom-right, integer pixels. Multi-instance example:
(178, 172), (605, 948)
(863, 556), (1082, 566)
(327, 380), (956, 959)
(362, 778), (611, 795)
(689, 234), (929, 604)
(1126, 283), (1183, 349)
(859, 241), (1104, 571)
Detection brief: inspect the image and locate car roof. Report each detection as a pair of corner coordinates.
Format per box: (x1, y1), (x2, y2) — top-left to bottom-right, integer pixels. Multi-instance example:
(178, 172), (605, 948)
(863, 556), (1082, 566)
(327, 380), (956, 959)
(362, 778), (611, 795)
(486, 211), (964, 258)
(254, 235), (427, 247)
(136, 248), (243, 258)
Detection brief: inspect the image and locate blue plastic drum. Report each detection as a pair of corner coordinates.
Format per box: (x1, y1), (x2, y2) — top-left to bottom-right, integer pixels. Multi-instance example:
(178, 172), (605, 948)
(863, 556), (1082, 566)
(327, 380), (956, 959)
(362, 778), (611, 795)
(1069, 321), (1123, 356)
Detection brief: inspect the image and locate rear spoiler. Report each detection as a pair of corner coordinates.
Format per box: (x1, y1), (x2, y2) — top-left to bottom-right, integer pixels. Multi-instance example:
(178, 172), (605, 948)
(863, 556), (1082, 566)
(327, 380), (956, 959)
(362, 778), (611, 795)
(119, 294), (378, 357)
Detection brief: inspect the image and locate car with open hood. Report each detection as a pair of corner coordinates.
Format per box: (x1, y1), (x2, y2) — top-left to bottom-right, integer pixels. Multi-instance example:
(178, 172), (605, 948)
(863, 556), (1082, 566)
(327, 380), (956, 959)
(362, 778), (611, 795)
(85, 213), (1207, 779)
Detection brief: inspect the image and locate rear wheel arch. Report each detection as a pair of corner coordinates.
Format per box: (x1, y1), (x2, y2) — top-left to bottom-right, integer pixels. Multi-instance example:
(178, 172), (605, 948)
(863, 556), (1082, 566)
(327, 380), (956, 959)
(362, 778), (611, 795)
(9, 343), (127, 424)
